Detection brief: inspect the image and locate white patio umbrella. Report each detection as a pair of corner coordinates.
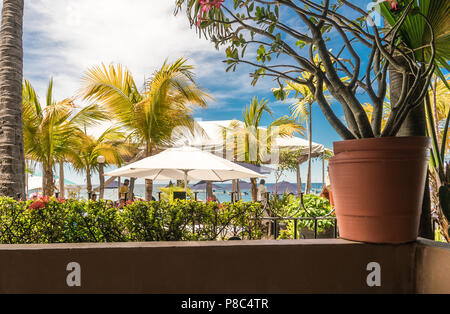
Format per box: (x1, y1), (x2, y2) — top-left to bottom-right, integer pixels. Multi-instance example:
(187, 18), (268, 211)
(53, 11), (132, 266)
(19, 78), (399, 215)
(105, 146), (264, 196)
(27, 175), (44, 192)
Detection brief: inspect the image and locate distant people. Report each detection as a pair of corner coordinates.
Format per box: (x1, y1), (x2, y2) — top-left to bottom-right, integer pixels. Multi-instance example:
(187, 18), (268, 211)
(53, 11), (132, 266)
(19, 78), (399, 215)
(207, 194), (220, 204)
(320, 173), (334, 207)
(257, 179), (271, 234)
(91, 193), (97, 201)
(119, 179), (130, 200)
(257, 179), (268, 204)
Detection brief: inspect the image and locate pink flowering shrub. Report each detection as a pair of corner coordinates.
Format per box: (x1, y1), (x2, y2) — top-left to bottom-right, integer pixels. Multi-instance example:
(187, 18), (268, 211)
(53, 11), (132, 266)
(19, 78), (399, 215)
(29, 199), (46, 210)
(28, 196), (65, 211)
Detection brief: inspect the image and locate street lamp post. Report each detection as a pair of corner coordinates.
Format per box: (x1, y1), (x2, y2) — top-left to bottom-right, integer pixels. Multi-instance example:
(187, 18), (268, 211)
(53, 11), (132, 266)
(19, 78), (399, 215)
(97, 155), (106, 199)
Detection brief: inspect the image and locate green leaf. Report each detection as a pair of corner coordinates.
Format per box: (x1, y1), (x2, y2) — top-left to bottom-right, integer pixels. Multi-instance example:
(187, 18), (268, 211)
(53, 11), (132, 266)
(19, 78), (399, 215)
(438, 186), (450, 221)
(440, 109), (450, 162)
(296, 40), (306, 49)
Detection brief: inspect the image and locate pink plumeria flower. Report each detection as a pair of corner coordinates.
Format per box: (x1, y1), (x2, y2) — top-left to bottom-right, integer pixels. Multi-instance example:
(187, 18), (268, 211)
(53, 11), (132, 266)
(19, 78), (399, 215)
(387, 0), (398, 11)
(198, 0), (224, 27)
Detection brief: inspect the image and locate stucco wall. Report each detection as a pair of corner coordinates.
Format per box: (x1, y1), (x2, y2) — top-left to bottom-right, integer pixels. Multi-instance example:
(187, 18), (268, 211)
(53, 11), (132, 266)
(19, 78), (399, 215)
(0, 238), (434, 293)
(414, 239), (450, 294)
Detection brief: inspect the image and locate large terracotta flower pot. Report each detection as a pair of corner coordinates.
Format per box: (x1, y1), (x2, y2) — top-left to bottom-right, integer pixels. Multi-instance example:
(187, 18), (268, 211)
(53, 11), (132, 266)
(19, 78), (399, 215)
(329, 136), (431, 244)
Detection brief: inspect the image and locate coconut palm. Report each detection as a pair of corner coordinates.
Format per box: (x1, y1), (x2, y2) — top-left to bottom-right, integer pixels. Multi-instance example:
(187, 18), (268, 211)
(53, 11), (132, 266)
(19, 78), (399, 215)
(0, 0), (25, 198)
(425, 75), (450, 242)
(364, 77), (449, 151)
(23, 79), (107, 196)
(381, 0), (449, 136)
(273, 54), (340, 195)
(428, 75), (450, 152)
(380, 0), (450, 238)
(288, 88), (314, 195)
(68, 127), (135, 196)
(224, 97), (303, 201)
(81, 57), (209, 200)
(364, 74), (450, 240)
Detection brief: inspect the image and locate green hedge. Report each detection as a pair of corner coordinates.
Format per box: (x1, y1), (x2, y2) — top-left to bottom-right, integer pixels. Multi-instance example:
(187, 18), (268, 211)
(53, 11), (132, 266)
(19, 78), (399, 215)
(0, 194), (335, 244)
(277, 194), (336, 239)
(0, 197), (264, 244)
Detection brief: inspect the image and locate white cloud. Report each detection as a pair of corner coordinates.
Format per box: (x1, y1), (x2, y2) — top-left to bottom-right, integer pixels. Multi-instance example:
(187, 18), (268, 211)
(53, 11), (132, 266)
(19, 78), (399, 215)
(21, 1), (310, 134)
(22, 0), (294, 107)
(23, 0), (221, 100)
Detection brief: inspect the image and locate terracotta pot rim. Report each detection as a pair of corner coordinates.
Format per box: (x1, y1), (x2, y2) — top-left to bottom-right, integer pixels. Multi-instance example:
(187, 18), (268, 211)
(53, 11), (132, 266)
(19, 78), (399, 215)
(333, 136), (431, 155)
(330, 157), (429, 164)
(333, 136), (430, 145)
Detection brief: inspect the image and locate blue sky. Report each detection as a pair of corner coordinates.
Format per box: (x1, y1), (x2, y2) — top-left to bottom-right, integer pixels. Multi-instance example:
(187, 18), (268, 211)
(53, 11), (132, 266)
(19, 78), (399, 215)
(21, 0), (377, 185)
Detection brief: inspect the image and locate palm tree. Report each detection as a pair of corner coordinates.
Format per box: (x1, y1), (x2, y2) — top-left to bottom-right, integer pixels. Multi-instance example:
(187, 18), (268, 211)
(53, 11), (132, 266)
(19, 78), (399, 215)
(380, 0), (449, 238)
(291, 96), (313, 194)
(23, 79), (107, 196)
(428, 75), (450, 152)
(273, 54), (337, 195)
(364, 79), (450, 146)
(381, 0), (449, 136)
(0, 0), (25, 198)
(81, 57), (209, 200)
(68, 127), (134, 196)
(283, 82), (317, 195)
(225, 97), (303, 201)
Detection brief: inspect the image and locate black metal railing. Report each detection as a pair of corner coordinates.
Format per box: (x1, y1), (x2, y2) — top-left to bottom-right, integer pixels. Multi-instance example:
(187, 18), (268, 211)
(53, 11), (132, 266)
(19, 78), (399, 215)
(263, 216), (338, 239)
(260, 191), (339, 239)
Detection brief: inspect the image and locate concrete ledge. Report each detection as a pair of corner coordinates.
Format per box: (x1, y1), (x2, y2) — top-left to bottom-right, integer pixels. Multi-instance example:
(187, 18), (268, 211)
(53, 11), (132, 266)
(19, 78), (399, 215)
(0, 238), (360, 250)
(2, 238), (438, 293)
(415, 238), (450, 294)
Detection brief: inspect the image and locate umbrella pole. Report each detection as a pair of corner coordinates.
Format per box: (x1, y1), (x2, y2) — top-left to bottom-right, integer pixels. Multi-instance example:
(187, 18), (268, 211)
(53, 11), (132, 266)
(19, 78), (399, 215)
(322, 153), (325, 188)
(184, 170), (188, 200)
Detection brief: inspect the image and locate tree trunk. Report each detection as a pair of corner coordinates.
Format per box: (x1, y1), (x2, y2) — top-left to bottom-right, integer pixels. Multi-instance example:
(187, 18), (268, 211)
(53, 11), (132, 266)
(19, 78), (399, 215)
(231, 179), (236, 202)
(296, 162), (302, 196)
(98, 162), (105, 199)
(0, 0), (25, 199)
(25, 159), (28, 197)
(419, 170), (433, 239)
(206, 181), (213, 199)
(389, 59), (433, 239)
(237, 180), (241, 201)
(42, 162), (55, 196)
(145, 144), (153, 201)
(117, 177), (121, 200)
(86, 165), (92, 196)
(250, 178), (257, 202)
(306, 102), (312, 194)
(145, 179), (154, 200)
(129, 177), (135, 198)
(59, 161), (64, 198)
(432, 77), (439, 145)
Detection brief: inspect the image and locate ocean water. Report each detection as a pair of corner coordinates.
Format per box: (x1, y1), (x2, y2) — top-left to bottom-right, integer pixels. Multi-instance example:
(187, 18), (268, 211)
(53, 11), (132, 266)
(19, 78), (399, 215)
(77, 183), (324, 202)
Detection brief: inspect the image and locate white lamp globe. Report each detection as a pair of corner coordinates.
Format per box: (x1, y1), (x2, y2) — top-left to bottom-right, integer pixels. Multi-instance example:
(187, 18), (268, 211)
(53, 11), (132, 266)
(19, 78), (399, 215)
(97, 155), (106, 164)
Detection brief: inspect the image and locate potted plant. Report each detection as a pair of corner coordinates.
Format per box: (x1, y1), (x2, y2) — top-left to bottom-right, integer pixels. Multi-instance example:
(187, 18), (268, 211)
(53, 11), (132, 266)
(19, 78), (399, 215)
(175, 0), (440, 243)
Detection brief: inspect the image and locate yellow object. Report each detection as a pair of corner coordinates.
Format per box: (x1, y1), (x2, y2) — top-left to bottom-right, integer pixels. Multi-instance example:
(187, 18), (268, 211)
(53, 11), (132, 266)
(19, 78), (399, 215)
(119, 185), (129, 199)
